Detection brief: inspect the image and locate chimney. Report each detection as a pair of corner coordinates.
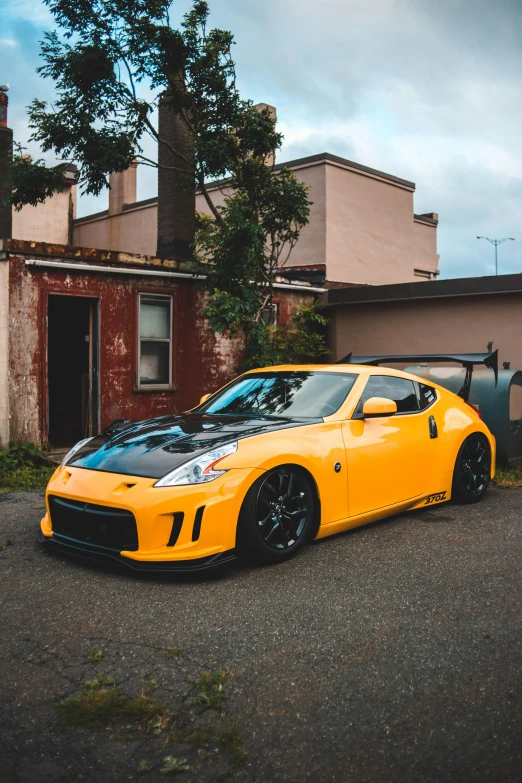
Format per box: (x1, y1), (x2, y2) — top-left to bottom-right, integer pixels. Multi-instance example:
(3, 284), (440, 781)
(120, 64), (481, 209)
(0, 85), (12, 239)
(254, 103), (277, 166)
(157, 93), (195, 261)
(108, 159), (137, 215)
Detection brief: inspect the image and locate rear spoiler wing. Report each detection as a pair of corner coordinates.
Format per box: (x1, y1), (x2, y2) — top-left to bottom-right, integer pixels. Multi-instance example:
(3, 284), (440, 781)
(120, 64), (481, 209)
(337, 351), (498, 403)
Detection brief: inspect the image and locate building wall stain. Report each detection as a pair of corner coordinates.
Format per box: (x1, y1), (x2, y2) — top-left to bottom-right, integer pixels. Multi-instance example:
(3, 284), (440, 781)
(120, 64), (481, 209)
(6, 252), (317, 446)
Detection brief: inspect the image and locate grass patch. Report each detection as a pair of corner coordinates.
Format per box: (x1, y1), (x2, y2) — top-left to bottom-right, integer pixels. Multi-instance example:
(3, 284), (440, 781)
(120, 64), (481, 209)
(189, 669), (228, 713)
(57, 675), (168, 728)
(160, 756), (190, 775)
(0, 465), (55, 493)
(187, 729), (209, 748)
(494, 461), (522, 488)
(219, 721), (246, 765)
(88, 647), (103, 662)
(165, 647), (184, 659)
(0, 533), (13, 552)
(136, 759), (151, 773)
(168, 724), (187, 744)
(149, 715), (170, 735)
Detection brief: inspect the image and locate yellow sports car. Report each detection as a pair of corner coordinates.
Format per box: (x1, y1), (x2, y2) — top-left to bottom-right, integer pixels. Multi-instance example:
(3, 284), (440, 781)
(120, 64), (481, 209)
(39, 353), (496, 573)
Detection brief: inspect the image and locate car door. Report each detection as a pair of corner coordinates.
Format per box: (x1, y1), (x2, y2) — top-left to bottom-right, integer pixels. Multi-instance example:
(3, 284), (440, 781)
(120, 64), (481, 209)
(342, 374), (438, 517)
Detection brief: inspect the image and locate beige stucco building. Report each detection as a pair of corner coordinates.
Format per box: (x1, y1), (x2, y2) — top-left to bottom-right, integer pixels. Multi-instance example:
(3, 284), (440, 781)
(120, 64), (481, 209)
(73, 151), (439, 286)
(11, 165), (77, 245)
(325, 274), (522, 369)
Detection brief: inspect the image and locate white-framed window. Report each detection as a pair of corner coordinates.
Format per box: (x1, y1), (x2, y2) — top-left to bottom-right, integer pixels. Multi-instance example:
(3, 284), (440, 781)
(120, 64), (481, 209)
(137, 293), (173, 389)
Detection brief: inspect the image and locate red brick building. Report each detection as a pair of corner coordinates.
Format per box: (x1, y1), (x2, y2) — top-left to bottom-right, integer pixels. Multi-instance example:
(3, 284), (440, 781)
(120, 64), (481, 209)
(0, 239), (319, 448)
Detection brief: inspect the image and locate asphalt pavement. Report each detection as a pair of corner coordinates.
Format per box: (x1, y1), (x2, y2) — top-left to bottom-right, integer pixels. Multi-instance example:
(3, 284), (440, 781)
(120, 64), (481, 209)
(0, 485), (520, 782)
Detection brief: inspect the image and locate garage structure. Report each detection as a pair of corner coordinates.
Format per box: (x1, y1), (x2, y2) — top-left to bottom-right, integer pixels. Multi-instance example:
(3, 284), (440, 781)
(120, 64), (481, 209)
(325, 273), (522, 370)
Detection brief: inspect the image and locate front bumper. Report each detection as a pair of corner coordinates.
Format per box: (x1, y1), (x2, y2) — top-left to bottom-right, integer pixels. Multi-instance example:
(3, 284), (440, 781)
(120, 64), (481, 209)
(40, 465), (262, 573)
(38, 530), (237, 573)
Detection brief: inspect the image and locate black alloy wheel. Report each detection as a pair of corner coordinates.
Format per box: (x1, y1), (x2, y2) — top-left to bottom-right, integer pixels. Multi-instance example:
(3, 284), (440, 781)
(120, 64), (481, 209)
(452, 433), (491, 504)
(237, 465), (315, 564)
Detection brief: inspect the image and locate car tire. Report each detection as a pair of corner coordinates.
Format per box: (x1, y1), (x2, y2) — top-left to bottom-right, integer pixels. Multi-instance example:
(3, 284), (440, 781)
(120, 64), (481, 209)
(236, 465), (316, 565)
(451, 433), (491, 504)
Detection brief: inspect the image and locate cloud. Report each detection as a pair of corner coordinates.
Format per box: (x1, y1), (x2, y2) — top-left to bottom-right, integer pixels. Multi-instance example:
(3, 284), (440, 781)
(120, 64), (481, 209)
(2, 0), (521, 276)
(1, 38), (19, 48)
(2, 0), (51, 24)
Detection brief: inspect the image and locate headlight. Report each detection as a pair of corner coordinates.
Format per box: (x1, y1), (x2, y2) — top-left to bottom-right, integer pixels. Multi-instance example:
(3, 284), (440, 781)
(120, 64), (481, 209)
(60, 437), (94, 468)
(154, 442), (238, 487)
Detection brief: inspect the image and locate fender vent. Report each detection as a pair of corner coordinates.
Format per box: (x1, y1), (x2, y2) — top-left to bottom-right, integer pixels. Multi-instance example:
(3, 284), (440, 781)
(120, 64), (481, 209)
(167, 512), (184, 547)
(192, 506), (205, 542)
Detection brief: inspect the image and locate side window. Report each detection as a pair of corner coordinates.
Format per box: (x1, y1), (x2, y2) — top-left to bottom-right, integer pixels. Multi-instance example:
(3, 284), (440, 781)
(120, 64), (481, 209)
(137, 293), (173, 388)
(418, 383), (437, 410)
(356, 375), (419, 415)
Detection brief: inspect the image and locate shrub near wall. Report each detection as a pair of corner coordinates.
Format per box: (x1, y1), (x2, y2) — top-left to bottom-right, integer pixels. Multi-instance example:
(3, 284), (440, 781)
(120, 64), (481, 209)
(0, 442), (54, 492)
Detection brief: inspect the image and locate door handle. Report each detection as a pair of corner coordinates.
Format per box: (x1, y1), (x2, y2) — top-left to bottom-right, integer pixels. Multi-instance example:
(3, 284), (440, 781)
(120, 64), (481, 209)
(429, 416), (438, 439)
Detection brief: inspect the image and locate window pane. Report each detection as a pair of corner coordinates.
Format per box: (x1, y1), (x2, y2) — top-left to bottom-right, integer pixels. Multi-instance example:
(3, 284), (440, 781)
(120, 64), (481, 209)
(140, 341), (170, 385)
(419, 383), (437, 409)
(261, 305), (278, 326)
(357, 375), (419, 414)
(140, 296), (171, 339)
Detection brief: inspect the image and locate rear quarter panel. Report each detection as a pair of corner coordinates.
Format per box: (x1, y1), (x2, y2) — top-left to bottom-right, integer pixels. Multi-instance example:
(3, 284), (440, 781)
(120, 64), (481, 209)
(423, 384), (496, 478)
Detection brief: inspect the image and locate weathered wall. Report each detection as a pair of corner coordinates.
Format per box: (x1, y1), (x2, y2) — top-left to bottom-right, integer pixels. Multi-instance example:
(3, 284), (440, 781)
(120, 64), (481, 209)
(8, 257), (41, 442)
(0, 259), (9, 447)
(328, 293), (522, 369)
(74, 167), (328, 270)
(412, 219), (439, 275)
(73, 157), (438, 286)
(74, 202), (157, 255)
(12, 181), (76, 246)
(195, 164), (327, 270)
(7, 251), (316, 445)
(325, 163), (438, 285)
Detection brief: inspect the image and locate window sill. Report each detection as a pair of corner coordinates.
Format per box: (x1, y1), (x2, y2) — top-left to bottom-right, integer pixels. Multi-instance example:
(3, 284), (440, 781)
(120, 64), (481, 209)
(133, 386), (177, 394)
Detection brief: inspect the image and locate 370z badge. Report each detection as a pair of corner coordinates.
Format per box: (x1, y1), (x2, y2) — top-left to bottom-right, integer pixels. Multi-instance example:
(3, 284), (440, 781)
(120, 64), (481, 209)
(424, 491), (447, 505)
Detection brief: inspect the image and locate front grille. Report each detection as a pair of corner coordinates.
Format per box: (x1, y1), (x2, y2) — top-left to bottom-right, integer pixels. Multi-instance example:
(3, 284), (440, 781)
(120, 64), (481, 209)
(48, 495), (138, 552)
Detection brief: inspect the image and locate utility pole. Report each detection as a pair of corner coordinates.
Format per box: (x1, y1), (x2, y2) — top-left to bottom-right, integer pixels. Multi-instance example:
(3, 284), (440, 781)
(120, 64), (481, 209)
(477, 236), (515, 275)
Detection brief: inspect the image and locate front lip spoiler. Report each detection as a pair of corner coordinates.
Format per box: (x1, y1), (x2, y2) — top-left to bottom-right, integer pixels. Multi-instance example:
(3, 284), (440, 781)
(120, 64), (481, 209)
(38, 531), (237, 574)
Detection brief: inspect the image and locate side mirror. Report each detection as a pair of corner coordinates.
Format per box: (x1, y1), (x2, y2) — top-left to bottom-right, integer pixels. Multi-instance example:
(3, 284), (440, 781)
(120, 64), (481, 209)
(199, 393), (211, 405)
(361, 396), (397, 418)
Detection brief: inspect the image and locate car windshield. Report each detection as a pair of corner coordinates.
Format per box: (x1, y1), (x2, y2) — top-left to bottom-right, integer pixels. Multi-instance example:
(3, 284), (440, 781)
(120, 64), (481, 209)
(200, 371), (358, 418)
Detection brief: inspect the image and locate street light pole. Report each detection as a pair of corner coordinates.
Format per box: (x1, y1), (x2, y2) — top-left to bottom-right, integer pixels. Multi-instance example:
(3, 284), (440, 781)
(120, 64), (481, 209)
(477, 236), (515, 275)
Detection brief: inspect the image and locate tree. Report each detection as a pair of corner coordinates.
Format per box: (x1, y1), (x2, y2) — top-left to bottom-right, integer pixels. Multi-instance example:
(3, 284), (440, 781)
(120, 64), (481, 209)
(11, 0), (327, 368)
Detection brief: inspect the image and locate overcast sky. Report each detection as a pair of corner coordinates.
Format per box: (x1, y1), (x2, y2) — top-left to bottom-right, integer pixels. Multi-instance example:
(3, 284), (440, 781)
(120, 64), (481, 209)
(2, 0), (521, 278)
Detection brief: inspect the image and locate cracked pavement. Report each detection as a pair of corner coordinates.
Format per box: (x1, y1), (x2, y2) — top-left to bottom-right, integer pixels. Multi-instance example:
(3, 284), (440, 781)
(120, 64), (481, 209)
(0, 486), (521, 782)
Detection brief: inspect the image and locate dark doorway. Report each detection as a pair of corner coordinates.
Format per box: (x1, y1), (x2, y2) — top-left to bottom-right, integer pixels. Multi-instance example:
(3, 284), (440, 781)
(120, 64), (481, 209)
(48, 295), (99, 448)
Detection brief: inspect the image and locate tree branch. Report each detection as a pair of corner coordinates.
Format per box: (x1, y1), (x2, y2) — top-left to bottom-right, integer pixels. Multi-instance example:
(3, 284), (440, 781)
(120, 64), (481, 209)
(135, 154), (192, 173)
(197, 176), (223, 223)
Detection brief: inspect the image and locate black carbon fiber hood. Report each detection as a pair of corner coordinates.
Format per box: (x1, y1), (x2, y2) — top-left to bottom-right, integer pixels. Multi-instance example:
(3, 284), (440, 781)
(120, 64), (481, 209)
(67, 413), (320, 479)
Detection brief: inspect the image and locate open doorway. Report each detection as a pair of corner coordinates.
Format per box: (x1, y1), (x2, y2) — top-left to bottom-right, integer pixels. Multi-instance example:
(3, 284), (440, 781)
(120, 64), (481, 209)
(47, 295), (99, 448)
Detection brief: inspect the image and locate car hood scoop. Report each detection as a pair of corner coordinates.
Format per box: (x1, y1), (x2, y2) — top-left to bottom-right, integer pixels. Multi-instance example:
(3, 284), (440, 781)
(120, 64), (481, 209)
(68, 414), (319, 479)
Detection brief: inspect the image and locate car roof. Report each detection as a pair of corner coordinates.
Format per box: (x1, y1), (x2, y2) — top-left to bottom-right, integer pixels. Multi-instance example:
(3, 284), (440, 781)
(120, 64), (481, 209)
(245, 363), (426, 381)
(243, 364), (454, 400)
